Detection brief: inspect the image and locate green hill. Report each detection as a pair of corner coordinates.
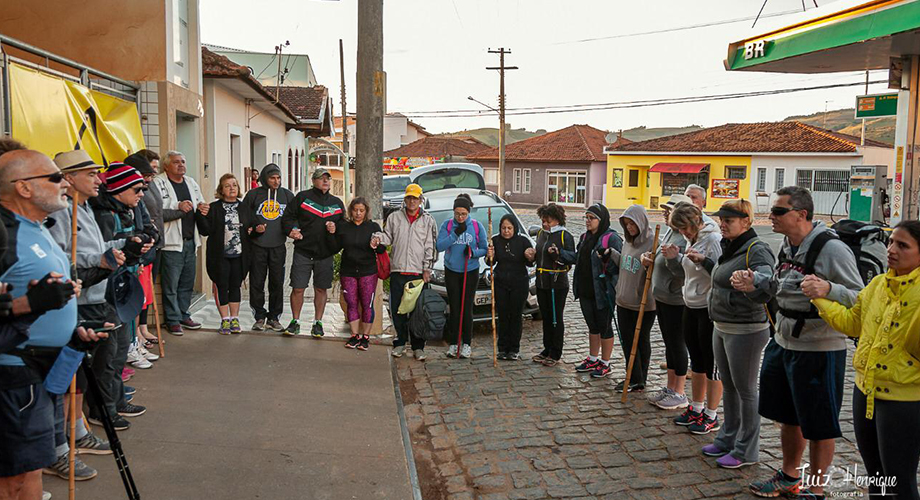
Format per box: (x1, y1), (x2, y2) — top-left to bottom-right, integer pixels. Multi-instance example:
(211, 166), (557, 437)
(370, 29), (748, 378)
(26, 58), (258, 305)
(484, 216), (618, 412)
(437, 127), (546, 147)
(784, 108), (895, 144)
(619, 125), (704, 142)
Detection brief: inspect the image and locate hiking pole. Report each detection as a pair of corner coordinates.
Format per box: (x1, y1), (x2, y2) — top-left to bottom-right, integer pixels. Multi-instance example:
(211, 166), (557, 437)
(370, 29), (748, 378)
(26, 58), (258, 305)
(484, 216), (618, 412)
(69, 192), (80, 500)
(149, 270), (164, 358)
(621, 224), (660, 403)
(488, 209), (497, 367)
(456, 245), (471, 358)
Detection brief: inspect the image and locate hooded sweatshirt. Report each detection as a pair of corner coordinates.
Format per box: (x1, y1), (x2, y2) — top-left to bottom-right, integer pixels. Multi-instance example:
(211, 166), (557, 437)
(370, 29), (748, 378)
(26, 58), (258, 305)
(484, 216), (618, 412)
(573, 204), (622, 312)
(677, 221), (722, 309)
(242, 163), (296, 249)
(613, 205), (656, 312)
(436, 217), (489, 273)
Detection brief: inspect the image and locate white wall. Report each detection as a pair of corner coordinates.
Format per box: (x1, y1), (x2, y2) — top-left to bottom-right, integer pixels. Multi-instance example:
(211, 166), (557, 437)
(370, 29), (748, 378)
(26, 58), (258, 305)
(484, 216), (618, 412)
(859, 146), (896, 178)
(750, 153), (873, 214)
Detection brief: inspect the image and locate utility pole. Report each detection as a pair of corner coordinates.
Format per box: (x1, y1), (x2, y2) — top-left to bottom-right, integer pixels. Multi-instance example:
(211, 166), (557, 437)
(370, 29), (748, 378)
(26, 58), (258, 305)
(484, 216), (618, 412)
(339, 39), (350, 202)
(487, 48), (517, 197)
(274, 40), (289, 102)
(356, 0), (384, 221)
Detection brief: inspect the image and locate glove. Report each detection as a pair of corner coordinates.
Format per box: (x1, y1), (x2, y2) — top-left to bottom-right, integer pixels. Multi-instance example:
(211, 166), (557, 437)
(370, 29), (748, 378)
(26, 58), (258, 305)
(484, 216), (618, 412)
(123, 233), (151, 258)
(26, 273), (75, 315)
(0, 292), (12, 318)
(453, 221), (466, 236)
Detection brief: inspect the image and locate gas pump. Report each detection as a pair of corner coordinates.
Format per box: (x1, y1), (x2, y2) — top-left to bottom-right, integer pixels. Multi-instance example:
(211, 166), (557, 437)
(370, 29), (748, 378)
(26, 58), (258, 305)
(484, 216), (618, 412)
(849, 165), (888, 223)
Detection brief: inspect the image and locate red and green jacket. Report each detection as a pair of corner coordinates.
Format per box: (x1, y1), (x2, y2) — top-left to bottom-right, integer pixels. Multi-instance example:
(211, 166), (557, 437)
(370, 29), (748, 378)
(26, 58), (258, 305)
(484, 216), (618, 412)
(281, 187), (345, 259)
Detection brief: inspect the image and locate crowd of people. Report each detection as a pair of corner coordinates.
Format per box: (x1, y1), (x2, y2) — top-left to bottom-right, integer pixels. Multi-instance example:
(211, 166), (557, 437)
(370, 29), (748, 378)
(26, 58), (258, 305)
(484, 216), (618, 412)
(2, 137), (920, 499)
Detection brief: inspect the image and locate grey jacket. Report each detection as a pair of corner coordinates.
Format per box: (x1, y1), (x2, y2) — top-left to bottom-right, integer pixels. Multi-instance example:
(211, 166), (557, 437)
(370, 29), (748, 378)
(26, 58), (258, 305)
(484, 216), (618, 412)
(374, 207), (438, 274)
(651, 227), (687, 306)
(758, 222), (863, 351)
(47, 199), (125, 305)
(709, 229), (775, 326)
(143, 182), (164, 250)
(677, 222), (722, 309)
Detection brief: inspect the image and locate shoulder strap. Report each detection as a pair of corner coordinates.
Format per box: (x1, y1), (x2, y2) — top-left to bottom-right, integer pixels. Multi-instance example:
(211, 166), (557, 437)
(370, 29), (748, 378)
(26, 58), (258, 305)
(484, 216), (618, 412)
(446, 219), (452, 232)
(804, 231), (835, 276)
(744, 240), (760, 268)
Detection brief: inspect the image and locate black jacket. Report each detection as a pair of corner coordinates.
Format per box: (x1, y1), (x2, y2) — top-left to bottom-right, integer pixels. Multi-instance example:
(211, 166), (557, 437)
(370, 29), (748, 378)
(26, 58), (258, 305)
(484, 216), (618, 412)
(534, 227), (577, 290)
(195, 200), (257, 285)
(281, 187), (344, 259)
(333, 219), (385, 278)
(486, 234), (534, 287)
(241, 163), (295, 249)
(89, 192), (155, 266)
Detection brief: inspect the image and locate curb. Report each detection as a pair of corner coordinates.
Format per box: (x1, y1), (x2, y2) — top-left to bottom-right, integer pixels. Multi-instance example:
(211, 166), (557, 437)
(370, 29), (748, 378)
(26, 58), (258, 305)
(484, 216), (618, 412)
(389, 355), (424, 500)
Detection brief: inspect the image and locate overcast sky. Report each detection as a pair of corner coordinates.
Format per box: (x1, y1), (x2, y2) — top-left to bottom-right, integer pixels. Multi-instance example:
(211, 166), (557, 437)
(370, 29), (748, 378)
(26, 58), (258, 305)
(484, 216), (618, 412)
(200, 0), (890, 135)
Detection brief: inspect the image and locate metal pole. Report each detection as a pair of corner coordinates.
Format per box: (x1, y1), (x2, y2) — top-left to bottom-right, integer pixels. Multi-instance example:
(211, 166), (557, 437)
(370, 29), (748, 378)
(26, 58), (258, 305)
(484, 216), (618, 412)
(1, 51), (10, 136)
(356, 0), (384, 219)
(861, 70), (868, 146)
(340, 39), (350, 203)
(488, 49), (517, 196)
(275, 44), (283, 102)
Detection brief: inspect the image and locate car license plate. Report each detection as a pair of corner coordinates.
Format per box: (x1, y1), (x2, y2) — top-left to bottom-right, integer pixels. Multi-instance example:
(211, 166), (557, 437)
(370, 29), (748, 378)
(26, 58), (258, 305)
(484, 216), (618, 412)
(475, 295), (491, 306)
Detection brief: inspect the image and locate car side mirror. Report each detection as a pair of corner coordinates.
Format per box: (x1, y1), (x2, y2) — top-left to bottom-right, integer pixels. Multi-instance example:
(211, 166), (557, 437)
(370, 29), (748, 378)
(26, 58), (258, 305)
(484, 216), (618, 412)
(528, 225), (541, 237)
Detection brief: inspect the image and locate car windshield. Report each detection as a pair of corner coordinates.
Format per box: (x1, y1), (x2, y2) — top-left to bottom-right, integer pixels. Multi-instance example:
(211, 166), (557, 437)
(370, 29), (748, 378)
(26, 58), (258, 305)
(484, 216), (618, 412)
(414, 168), (484, 193)
(383, 176), (409, 195)
(430, 206), (514, 236)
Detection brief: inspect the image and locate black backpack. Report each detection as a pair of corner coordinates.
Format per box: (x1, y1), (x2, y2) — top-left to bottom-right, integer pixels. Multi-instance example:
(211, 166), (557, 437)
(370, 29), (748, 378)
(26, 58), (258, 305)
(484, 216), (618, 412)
(830, 219), (888, 285)
(409, 286), (447, 341)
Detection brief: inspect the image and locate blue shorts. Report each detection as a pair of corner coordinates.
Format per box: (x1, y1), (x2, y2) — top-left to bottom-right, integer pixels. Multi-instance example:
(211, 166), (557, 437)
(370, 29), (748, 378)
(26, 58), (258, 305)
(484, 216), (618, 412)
(758, 339), (846, 441)
(0, 378), (56, 477)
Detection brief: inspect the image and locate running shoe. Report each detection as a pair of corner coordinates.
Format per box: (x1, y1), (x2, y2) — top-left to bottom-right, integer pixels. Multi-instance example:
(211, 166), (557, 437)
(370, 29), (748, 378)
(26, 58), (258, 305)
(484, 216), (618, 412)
(283, 320), (299, 336)
(749, 471), (801, 498)
(574, 357), (601, 373)
(230, 318), (242, 334)
(446, 345), (458, 358)
(118, 403), (147, 418)
(358, 336), (370, 351)
(656, 391), (689, 410)
(180, 318), (201, 330)
(689, 413), (721, 435)
(345, 335), (360, 349)
(267, 319), (285, 332)
(311, 321), (325, 338)
(219, 319), (232, 335)
(716, 453), (756, 469)
(43, 455), (97, 481)
(460, 344), (472, 359)
(75, 433), (111, 455)
(252, 318), (266, 331)
(391, 345), (406, 358)
(674, 408), (702, 426)
(138, 344), (159, 361)
(590, 362), (612, 378)
(702, 444), (729, 457)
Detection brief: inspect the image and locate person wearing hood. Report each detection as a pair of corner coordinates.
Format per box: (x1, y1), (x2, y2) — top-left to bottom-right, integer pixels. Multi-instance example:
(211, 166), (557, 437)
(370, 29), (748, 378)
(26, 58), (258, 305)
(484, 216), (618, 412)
(124, 151), (162, 351)
(572, 204), (622, 378)
(436, 193), (489, 359)
(703, 200), (775, 469)
(485, 214), (535, 360)
(607, 204), (656, 392)
(642, 195), (691, 410)
(242, 163), (295, 332)
(664, 203), (723, 434)
(733, 186), (862, 499)
(531, 203), (576, 367)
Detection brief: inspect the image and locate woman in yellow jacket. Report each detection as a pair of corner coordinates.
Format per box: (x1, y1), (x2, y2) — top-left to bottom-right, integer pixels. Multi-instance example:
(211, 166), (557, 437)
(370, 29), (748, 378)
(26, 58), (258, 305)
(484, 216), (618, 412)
(804, 221), (920, 500)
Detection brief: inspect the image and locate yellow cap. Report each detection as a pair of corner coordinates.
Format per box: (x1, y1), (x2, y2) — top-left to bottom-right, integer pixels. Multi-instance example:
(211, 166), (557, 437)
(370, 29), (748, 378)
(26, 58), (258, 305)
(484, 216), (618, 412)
(404, 183), (423, 198)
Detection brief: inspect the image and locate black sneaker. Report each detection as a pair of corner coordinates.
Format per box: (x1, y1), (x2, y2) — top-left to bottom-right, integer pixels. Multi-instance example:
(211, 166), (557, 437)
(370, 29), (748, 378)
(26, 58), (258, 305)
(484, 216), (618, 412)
(590, 362), (613, 378)
(615, 380), (645, 392)
(575, 357), (601, 373)
(345, 335), (360, 349)
(117, 403), (147, 418)
(357, 336), (369, 351)
(505, 352), (521, 361)
(88, 414), (130, 431)
(674, 408), (703, 426)
(689, 413), (721, 435)
(311, 322), (325, 338)
(74, 433), (112, 455)
(283, 320), (299, 336)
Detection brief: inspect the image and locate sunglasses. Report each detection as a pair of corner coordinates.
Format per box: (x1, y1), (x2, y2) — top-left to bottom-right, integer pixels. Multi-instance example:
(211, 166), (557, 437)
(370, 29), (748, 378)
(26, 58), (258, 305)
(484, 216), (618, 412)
(770, 206), (801, 217)
(11, 172), (65, 184)
(132, 186), (146, 194)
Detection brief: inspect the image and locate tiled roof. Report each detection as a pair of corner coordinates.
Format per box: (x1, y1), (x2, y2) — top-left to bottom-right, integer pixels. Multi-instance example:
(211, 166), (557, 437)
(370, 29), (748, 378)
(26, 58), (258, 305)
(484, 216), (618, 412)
(277, 86), (328, 121)
(607, 121), (891, 154)
(467, 124), (610, 163)
(201, 47), (298, 122)
(385, 136), (490, 158)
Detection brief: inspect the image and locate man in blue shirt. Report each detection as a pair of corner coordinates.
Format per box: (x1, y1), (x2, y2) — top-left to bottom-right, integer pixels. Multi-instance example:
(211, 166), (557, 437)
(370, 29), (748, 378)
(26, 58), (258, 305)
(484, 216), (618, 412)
(0, 150), (108, 497)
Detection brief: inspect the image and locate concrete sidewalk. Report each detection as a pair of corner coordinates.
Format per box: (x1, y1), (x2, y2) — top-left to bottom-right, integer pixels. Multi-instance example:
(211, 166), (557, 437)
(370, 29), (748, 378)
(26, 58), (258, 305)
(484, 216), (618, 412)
(46, 330), (413, 500)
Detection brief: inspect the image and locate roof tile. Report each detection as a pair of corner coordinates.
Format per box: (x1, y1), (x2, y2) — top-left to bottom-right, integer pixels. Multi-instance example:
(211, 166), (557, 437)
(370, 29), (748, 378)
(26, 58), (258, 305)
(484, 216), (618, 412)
(385, 136), (490, 157)
(467, 124), (610, 162)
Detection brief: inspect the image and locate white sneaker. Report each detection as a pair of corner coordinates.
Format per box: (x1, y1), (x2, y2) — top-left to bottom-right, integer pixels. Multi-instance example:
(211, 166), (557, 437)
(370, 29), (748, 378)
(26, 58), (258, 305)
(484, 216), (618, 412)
(460, 344), (472, 359)
(391, 345), (406, 358)
(127, 347), (153, 369)
(42, 492), (51, 500)
(445, 345), (458, 358)
(413, 349), (426, 361)
(137, 343), (159, 362)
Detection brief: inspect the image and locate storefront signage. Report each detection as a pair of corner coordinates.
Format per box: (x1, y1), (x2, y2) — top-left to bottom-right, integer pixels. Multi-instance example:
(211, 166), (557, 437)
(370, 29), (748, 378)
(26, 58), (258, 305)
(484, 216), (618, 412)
(711, 179), (740, 199)
(743, 40), (766, 60)
(855, 93), (898, 119)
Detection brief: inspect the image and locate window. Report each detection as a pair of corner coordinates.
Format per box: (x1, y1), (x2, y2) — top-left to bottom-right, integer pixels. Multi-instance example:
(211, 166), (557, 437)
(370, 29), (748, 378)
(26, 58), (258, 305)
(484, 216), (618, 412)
(775, 169), (785, 191)
(522, 169), (531, 194)
(611, 169), (623, 188)
(513, 168), (522, 193)
(319, 153), (341, 167)
(628, 169), (639, 187)
(796, 169), (813, 189)
(757, 168), (767, 192)
(726, 166), (747, 180)
(294, 150), (300, 191)
(288, 149), (293, 190)
(814, 170), (849, 192)
(547, 171), (587, 206)
(484, 168), (498, 186)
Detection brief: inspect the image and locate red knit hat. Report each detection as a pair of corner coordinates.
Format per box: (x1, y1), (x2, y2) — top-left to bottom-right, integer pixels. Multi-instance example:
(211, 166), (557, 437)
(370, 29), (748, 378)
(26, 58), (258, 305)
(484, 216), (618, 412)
(102, 163), (144, 195)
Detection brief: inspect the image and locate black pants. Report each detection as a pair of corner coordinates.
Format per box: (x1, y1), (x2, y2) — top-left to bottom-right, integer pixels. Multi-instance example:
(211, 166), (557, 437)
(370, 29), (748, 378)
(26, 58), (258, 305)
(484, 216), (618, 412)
(249, 244), (286, 321)
(853, 388), (920, 500)
(216, 256), (244, 306)
(81, 303), (120, 419)
(537, 287), (567, 360)
(617, 305), (656, 385)
(446, 268), (479, 346)
(390, 273), (426, 350)
(684, 306), (718, 380)
(657, 302), (688, 377)
(495, 280), (528, 354)
(579, 297), (613, 339)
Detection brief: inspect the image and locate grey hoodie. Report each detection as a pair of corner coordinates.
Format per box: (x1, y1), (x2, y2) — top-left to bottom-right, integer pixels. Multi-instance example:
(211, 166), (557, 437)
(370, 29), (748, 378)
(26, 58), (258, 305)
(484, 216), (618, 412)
(613, 205), (656, 312)
(651, 227), (687, 306)
(677, 222), (722, 309)
(758, 221), (863, 351)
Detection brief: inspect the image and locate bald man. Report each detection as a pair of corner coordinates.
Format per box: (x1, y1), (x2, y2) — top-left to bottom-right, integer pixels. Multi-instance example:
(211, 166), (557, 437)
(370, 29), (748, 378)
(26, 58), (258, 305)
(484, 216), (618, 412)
(0, 150), (106, 499)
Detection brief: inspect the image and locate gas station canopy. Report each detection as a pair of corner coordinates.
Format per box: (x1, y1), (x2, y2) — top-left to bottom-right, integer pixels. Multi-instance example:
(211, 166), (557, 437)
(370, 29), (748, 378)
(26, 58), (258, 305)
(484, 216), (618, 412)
(725, 0), (920, 74)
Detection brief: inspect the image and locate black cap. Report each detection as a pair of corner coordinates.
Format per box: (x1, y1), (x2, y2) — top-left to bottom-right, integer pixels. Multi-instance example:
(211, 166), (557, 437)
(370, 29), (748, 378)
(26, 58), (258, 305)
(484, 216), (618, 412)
(712, 206), (749, 219)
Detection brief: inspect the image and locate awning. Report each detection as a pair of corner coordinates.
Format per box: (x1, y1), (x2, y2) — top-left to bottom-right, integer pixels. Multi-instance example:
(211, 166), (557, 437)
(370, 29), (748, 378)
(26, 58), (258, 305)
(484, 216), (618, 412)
(649, 163), (709, 174)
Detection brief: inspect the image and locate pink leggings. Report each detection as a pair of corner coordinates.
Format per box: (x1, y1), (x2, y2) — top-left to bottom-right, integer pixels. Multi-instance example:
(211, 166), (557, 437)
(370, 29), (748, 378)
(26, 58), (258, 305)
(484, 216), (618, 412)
(341, 274), (377, 323)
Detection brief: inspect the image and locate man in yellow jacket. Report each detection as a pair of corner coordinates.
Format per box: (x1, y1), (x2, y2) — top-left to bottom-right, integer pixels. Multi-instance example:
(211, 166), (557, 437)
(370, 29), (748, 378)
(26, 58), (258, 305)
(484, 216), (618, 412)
(809, 221), (920, 500)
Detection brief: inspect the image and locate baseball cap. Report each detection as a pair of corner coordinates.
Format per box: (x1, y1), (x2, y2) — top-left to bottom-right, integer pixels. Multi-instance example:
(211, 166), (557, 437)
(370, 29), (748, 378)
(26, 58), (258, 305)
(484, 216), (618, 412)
(312, 167), (331, 179)
(404, 184), (423, 198)
(661, 194), (692, 209)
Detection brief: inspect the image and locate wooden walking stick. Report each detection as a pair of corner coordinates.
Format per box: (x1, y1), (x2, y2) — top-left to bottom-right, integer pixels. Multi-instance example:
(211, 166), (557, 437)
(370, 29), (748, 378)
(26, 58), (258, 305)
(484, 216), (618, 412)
(69, 193), (80, 500)
(488, 208), (497, 367)
(150, 270), (165, 357)
(621, 224), (660, 403)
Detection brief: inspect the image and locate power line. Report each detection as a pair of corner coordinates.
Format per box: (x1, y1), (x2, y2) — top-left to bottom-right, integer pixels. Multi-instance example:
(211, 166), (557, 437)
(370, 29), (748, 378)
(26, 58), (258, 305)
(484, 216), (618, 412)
(395, 80), (886, 119)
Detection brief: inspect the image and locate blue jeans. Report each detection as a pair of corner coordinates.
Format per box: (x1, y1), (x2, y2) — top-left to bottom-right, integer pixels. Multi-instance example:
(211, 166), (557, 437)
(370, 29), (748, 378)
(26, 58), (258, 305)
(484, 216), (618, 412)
(160, 239), (197, 325)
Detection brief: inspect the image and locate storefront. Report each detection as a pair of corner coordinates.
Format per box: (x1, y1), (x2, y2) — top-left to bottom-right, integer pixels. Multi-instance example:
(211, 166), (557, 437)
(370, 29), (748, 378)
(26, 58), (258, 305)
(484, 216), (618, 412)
(724, 0), (920, 222)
